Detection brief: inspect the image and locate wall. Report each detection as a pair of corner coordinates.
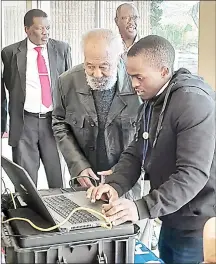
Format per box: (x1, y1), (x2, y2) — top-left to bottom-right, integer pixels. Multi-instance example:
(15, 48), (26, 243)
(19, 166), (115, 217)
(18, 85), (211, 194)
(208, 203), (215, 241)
(198, 1), (216, 89)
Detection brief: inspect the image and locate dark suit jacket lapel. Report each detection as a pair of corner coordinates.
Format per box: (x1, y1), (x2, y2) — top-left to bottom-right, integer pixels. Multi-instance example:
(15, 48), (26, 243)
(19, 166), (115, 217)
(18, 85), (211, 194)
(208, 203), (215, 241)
(105, 94), (126, 129)
(76, 68), (98, 126)
(16, 39), (27, 93)
(47, 39), (57, 91)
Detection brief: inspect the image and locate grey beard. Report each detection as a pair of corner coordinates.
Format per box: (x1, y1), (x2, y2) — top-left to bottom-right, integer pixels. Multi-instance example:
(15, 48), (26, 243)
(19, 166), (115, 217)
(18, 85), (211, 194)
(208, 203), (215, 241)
(85, 71), (117, 91)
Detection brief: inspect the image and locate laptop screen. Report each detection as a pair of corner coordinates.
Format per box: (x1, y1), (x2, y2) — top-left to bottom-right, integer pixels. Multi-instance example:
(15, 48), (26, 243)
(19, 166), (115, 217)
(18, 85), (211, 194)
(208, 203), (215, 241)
(1, 156), (56, 227)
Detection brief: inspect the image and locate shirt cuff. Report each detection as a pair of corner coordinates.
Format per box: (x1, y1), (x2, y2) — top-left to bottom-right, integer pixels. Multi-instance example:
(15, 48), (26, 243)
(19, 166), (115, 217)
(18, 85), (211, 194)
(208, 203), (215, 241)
(135, 198), (151, 220)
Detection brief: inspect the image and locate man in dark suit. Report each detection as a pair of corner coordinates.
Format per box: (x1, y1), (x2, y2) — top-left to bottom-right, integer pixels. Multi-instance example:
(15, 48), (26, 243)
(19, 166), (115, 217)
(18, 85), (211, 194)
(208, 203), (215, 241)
(1, 77), (7, 137)
(1, 9), (72, 188)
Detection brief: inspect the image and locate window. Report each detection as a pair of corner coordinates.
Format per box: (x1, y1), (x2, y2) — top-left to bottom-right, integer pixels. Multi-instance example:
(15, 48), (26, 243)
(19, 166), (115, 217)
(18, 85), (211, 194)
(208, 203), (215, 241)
(99, 1), (151, 36)
(40, 1), (97, 66)
(39, 1), (152, 66)
(150, 1), (200, 74)
(1, 1), (27, 48)
(1, 1), (199, 73)
(39, 1), (199, 74)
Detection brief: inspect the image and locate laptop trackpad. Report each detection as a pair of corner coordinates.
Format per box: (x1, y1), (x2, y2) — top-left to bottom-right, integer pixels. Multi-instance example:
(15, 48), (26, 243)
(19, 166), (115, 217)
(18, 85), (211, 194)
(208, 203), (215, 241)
(64, 191), (106, 211)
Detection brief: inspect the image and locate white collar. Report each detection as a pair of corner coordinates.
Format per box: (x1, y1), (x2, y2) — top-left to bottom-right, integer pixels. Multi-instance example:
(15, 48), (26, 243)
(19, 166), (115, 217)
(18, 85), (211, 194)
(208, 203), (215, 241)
(27, 38), (46, 51)
(156, 80), (170, 97)
(123, 34), (140, 51)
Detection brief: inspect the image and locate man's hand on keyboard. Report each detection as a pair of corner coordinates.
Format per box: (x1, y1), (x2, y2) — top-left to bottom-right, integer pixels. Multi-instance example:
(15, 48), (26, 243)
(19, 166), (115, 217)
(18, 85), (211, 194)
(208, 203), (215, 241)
(102, 198), (139, 226)
(86, 184), (118, 203)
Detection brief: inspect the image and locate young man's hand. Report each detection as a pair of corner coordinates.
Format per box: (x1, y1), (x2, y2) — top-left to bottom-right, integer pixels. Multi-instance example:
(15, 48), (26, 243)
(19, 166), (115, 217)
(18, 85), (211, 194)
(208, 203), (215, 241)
(86, 184), (118, 203)
(102, 198), (139, 226)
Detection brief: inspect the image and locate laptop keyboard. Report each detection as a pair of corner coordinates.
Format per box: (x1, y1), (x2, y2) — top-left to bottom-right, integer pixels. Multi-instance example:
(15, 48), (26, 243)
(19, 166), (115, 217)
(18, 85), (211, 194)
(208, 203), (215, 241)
(43, 195), (99, 225)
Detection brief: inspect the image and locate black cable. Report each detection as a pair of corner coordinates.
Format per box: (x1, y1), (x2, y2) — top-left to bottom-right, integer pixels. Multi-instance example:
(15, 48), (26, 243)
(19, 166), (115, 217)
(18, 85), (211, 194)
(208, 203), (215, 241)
(69, 180), (78, 192)
(1, 177), (10, 209)
(60, 188), (70, 193)
(69, 175), (98, 192)
(1, 177), (9, 195)
(75, 175), (98, 186)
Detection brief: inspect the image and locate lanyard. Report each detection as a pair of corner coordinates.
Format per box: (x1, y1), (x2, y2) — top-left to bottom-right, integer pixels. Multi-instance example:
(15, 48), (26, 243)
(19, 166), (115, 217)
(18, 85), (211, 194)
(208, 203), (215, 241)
(142, 102), (153, 168)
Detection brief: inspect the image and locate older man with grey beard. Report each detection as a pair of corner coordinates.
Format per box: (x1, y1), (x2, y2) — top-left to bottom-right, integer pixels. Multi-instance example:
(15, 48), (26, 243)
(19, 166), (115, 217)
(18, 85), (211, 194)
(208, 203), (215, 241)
(52, 29), (141, 188)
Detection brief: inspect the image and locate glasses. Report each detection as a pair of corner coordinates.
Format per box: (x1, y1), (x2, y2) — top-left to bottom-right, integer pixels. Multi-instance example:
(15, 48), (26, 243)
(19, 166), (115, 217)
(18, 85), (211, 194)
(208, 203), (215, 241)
(121, 15), (140, 22)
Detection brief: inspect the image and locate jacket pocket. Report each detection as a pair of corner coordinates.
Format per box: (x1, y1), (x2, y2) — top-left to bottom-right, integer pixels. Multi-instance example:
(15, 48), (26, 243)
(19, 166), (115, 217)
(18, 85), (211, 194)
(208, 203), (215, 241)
(65, 112), (86, 141)
(121, 118), (137, 129)
(177, 203), (196, 217)
(189, 202), (216, 217)
(180, 202), (207, 217)
(65, 112), (85, 128)
(121, 117), (137, 146)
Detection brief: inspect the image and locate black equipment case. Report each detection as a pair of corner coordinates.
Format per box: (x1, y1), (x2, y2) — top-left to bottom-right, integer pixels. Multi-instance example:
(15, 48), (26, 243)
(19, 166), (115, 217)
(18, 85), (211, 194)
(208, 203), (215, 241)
(1, 189), (139, 264)
(2, 218), (138, 264)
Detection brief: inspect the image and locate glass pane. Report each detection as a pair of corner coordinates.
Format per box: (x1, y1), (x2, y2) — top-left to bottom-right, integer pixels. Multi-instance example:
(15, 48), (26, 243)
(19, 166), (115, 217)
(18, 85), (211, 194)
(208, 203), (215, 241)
(150, 1), (200, 74)
(1, 1), (27, 47)
(100, 1), (127, 32)
(39, 1), (199, 73)
(41, 1), (97, 66)
(100, 1), (151, 37)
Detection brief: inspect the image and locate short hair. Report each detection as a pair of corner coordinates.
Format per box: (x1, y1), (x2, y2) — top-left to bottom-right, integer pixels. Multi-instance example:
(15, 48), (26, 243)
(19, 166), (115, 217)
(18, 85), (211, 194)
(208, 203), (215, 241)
(24, 9), (48, 27)
(81, 28), (124, 58)
(128, 35), (175, 70)
(115, 3), (137, 19)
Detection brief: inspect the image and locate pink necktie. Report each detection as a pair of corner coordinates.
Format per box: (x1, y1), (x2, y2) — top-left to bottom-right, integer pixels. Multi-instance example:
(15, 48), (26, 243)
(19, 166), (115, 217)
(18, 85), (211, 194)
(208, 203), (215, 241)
(34, 47), (52, 108)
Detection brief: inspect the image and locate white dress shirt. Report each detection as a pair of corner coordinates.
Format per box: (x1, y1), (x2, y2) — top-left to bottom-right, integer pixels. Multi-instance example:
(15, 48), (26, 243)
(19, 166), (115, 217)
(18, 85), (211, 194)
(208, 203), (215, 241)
(156, 80), (170, 97)
(122, 35), (140, 62)
(123, 34), (140, 53)
(24, 39), (53, 113)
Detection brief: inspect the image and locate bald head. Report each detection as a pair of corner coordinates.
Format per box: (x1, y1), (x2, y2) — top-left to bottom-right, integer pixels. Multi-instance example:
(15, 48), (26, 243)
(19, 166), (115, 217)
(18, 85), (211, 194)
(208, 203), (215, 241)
(115, 3), (139, 40)
(82, 29), (123, 90)
(115, 3), (138, 18)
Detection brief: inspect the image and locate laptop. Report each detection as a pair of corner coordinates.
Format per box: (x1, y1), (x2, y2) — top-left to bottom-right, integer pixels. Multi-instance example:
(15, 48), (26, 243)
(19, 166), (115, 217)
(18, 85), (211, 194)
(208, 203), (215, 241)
(1, 156), (106, 232)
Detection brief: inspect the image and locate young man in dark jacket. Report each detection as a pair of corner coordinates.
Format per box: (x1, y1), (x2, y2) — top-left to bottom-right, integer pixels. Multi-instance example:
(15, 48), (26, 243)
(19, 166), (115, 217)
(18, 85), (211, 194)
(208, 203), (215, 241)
(87, 35), (216, 263)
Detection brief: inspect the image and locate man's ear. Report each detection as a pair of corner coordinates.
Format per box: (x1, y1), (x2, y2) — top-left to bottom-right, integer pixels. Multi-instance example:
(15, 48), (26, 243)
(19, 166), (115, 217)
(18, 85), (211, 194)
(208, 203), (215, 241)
(114, 17), (118, 26)
(24, 26), (29, 35)
(161, 67), (169, 78)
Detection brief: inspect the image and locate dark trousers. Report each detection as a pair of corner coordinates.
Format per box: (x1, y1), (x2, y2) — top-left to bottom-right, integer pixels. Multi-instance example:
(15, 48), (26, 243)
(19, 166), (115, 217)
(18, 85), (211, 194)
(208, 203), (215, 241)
(158, 225), (203, 264)
(12, 112), (63, 188)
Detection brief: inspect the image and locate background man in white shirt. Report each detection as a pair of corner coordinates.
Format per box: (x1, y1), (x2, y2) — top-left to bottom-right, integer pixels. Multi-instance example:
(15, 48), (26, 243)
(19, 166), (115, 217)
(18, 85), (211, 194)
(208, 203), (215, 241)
(115, 3), (140, 60)
(1, 9), (72, 188)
